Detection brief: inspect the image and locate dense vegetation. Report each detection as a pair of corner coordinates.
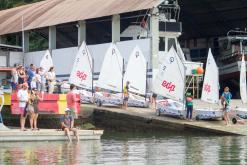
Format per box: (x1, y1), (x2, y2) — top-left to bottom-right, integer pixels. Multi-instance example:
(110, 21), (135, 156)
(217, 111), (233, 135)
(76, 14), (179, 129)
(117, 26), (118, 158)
(1, 0), (48, 51)
(0, 0), (42, 10)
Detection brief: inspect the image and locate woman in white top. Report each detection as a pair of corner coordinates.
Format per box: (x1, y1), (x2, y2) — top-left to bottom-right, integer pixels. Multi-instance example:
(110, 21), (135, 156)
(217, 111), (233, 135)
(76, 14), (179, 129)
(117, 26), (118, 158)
(47, 67), (56, 94)
(11, 65), (19, 92)
(17, 83), (29, 131)
(35, 68), (42, 92)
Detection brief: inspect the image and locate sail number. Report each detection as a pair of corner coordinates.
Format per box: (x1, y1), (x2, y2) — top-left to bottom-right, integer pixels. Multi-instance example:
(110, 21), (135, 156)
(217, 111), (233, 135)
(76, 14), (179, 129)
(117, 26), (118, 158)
(204, 84), (211, 93)
(162, 80), (175, 92)
(76, 71), (87, 81)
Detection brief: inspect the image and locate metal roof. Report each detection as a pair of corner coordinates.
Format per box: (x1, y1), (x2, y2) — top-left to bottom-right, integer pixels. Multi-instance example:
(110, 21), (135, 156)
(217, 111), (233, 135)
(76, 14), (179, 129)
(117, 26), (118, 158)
(0, 0), (162, 35)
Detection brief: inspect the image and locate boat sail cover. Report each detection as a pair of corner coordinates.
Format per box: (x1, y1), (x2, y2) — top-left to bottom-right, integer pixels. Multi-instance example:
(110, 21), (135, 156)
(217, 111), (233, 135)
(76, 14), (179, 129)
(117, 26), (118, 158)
(97, 43), (123, 93)
(124, 46), (147, 95)
(69, 42), (93, 90)
(40, 50), (53, 72)
(201, 49), (219, 104)
(153, 47), (185, 102)
(240, 55), (247, 104)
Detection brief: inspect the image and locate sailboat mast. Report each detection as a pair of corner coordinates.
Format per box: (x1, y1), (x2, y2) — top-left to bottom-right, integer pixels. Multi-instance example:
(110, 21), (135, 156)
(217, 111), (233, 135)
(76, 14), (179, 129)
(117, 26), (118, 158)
(145, 62), (148, 101)
(92, 58), (94, 96)
(122, 59), (125, 100)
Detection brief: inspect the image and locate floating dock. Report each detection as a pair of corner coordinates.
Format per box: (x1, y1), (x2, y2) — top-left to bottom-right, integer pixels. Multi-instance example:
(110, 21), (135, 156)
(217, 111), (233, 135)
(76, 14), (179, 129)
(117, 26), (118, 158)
(82, 100), (247, 136)
(0, 129), (103, 142)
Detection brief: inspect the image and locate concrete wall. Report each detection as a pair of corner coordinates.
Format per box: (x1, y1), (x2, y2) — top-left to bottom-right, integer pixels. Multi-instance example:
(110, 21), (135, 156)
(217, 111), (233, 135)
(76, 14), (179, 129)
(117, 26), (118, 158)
(9, 52), (23, 67)
(25, 50), (46, 67)
(24, 39), (151, 81)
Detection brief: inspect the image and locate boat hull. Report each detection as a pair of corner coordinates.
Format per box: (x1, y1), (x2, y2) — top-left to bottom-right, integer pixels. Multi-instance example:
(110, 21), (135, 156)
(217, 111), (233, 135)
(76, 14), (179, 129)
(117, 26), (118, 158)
(156, 99), (185, 118)
(195, 108), (223, 120)
(234, 108), (247, 119)
(95, 92), (150, 107)
(94, 92), (122, 106)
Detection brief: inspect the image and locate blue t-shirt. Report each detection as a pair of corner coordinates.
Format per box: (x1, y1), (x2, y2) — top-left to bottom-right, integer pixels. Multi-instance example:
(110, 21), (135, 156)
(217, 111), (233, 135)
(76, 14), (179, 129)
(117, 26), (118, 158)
(222, 92), (232, 105)
(27, 69), (35, 83)
(60, 115), (73, 128)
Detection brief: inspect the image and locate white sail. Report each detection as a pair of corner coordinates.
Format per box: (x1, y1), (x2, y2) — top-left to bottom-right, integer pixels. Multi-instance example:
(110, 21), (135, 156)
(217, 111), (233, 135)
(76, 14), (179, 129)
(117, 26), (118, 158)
(240, 55), (247, 104)
(97, 43), (123, 93)
(153, 47), (185, 102)
(124, 46), (147, 95)
(40, 50), (53, 72)
(69, 42), (93, 90)
(201, 49), (219, 104)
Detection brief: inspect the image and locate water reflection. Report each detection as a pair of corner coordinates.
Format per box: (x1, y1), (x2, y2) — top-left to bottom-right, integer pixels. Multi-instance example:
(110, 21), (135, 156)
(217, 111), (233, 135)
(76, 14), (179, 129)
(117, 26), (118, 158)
(0, 135), (247, 165)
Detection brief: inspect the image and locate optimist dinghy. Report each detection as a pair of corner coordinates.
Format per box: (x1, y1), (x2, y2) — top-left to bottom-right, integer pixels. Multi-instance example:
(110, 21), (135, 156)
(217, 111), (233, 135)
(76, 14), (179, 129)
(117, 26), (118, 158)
(121, 46), (149, 107)
(69, 41), (94, 104)
(234, 55), (247, 118)
(94, 43), (124, 106)
(154, 47), (186, 118)
(194, 49), (223, 120)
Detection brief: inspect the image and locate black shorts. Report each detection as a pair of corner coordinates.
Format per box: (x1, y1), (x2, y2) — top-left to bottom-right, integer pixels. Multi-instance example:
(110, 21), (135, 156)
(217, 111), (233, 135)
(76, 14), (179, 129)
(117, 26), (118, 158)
(152, 93), (157, 98)
(124, 97), (129, 101)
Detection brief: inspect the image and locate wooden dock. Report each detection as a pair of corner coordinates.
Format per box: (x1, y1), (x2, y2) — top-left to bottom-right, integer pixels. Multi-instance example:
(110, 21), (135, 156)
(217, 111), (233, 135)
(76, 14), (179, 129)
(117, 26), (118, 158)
(0, 129), (103, 142)
(82, 102), (247, 136)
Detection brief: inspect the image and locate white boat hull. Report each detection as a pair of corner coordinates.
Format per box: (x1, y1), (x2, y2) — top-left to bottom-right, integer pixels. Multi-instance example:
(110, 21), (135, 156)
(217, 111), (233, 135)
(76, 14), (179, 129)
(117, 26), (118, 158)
(156, 99), (185, 118)
(95, 92), (150, 107)
(95, 92), (123, 106)
(195, 108), (223, 120)
(76, 90), (94, 104)
(234, 108), (247, 119)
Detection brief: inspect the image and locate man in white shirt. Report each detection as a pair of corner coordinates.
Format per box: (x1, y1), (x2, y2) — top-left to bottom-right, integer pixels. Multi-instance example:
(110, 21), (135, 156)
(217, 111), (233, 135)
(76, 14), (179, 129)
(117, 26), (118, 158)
(17, 83), (29, 131)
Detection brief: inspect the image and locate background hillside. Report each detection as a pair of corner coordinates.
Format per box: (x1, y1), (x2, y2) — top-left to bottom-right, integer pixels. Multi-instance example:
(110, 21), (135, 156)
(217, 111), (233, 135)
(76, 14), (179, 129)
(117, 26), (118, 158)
(0, 0), (42, 10)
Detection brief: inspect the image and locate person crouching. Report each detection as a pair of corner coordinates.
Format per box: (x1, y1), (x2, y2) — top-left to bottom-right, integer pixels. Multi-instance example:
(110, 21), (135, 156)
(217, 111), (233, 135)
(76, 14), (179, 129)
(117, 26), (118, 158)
(60, 108), (79, 142)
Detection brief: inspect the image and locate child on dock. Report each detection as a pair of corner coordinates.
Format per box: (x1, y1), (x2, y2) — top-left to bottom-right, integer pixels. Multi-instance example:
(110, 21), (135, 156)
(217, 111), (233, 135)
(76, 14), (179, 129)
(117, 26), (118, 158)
(123, 81), (130, 110)
(221, 87), (232, 126)
(186, 93), (193, 121)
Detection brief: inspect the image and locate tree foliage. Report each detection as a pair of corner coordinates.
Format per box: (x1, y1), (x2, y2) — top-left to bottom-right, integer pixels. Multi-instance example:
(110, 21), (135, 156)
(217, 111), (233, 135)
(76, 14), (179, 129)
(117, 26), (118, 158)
(0, 0), (42, 10)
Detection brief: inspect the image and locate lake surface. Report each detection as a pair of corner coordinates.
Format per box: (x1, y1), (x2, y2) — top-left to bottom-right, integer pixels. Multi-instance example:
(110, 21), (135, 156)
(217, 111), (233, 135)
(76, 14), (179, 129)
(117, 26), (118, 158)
(0, 131), (246, 165)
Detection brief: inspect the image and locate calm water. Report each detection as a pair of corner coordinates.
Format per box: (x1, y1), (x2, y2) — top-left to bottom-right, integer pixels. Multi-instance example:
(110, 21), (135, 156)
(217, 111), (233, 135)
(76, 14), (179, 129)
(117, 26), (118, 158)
(0, 131), (247, 165)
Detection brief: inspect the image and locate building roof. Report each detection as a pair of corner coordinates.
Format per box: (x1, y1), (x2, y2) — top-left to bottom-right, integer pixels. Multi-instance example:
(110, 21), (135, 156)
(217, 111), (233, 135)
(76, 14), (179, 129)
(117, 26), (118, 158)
(0, 0), (163, 35)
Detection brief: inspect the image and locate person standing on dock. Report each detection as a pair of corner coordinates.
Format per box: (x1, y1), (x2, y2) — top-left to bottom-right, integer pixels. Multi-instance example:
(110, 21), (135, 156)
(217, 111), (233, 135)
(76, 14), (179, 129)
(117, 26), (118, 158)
(11, 64), (19, 92)
(60, 108), (79, 142)
(39, 67), (47, 92)
(67, 84), (80, 120)
(17, 83), (29, 131)
(151, 93), (157, 109)
(221, 87), (232, 126)
(29, 88), (43, 131)
(186, 93), (193, 121)
(123, 81), (130, 110)
(46, 67), (56, 94)
(27, 64), (36, 90)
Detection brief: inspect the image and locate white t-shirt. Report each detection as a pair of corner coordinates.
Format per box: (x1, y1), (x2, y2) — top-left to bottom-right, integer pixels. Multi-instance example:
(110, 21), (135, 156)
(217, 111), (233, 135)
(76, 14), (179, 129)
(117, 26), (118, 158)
(36, 74), (41, 83)
(31, 81), (37, 89)
(47, 71), (56, 82)
(17, 89), (28, 107)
